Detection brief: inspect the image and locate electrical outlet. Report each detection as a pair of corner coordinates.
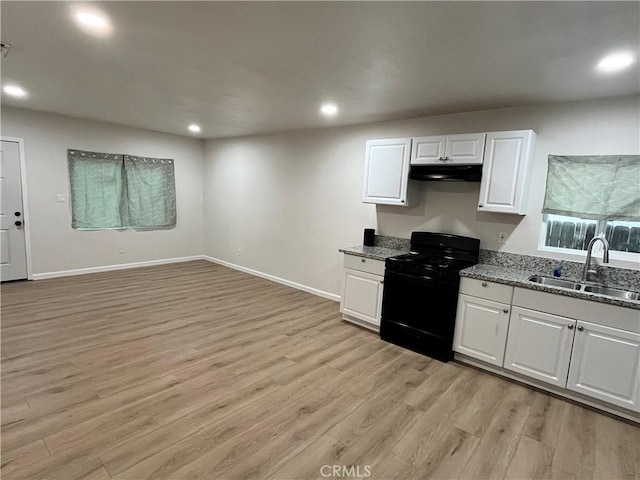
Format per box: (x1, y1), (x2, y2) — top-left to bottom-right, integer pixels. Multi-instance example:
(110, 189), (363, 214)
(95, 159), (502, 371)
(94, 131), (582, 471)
(118, 246), (125, 254)
(498, 232), (507, 244)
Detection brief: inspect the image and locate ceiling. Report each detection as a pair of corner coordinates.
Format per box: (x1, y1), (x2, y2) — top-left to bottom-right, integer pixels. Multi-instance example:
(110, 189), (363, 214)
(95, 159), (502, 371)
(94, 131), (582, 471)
(1, 1), (638, 139)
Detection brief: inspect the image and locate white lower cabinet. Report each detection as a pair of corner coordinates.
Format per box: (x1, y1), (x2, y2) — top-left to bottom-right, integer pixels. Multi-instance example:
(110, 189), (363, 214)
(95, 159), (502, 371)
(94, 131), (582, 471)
(456, 282), (640, 419)
(504, 307), (576, 388)
(567, 321), (640, 412)
(453, 294), (510, 366)
(341, 269), (383, 328)
(340, 254), (385, 331)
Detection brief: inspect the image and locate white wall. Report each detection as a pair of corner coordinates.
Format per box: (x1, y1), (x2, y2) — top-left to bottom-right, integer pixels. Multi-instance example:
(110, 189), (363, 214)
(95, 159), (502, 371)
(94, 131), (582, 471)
(1, 106), (205, 276)
(203, 96), (640, 297)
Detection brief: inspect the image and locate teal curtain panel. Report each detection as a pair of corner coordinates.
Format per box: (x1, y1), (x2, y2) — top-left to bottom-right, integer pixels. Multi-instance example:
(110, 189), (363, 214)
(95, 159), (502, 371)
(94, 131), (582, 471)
(124, 155), (176, 228)
(68, 150), (127, 229)
(68, 149), (177, 230)
(542, 155), (640, 221)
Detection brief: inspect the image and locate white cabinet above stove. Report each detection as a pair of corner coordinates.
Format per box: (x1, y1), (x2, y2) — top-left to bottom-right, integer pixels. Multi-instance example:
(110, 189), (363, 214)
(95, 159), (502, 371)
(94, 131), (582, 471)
(412, 133), (486, 165)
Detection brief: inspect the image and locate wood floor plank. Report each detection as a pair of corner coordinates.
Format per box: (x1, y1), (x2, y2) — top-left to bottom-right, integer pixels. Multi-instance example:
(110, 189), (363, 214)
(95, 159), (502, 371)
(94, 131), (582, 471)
(2, 261), (638, 480)
(411, 425), (479, 479)
(0, 439), (51, 476)
(504, 435), (554, 480)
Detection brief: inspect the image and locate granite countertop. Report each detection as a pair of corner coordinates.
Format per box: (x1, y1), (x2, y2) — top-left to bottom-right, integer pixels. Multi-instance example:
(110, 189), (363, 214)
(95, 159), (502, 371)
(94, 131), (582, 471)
(339, 245), (408, 261)
(461, 263), (640, 310)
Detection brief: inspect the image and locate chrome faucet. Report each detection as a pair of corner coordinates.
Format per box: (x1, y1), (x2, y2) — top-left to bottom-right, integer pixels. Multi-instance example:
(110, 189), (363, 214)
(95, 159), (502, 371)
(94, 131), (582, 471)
(582, 236), (609, 283)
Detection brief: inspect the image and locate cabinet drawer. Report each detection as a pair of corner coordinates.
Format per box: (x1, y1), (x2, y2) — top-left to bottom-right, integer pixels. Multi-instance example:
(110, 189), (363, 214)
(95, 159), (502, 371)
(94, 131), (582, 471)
(343, 254), (385, 276)
(459, 277), (514, 304)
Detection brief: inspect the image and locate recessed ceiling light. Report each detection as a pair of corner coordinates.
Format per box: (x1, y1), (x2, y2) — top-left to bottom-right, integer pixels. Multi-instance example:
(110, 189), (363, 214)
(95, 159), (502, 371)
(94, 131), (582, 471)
(3, 84), (27, 98)
(597, 51), (635, 73)
(72, 8), (112, 36)
(320, 103), (339, 117)
(188, 124), (201, 134)
(75, 11), (107, 28)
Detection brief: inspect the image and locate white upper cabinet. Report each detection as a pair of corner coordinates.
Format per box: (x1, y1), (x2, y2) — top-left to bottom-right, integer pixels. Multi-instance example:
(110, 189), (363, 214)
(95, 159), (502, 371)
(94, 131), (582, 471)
(412, 133), (485, 165)
(411, 136), (446, 164)
(363, 138), (412, 206)
(477, 130), (537, 215)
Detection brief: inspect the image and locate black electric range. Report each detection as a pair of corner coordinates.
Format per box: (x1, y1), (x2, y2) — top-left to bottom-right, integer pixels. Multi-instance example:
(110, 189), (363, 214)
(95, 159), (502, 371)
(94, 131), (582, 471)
(380, 231), (480, 362)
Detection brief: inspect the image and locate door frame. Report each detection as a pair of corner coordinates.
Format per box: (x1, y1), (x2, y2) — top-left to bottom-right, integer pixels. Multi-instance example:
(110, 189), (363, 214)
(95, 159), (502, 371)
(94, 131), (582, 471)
(2, 136), (33, 280)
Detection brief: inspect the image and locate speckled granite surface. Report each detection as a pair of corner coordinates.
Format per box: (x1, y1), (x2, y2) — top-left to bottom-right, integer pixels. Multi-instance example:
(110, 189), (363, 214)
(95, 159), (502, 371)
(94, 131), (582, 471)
(340, 234), (640, 308)
(338, 245), (408, 261)
(461, 264), (640, 310)
(479, 250), (640, 291)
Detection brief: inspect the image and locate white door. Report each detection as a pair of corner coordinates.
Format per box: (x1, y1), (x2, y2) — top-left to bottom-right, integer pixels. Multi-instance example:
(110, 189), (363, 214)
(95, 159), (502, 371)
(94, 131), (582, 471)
(477, 130), (535, 214)
(340, 268), (383, 327)
(567, 321), (640, 412)
(411, 136), (446, 165)
(445, 133), (486, 164)
(504, 307), (576, 387)
(0, 140), (27, 282)
(362, 138), (412, 206)
(453, 294), (510, 366)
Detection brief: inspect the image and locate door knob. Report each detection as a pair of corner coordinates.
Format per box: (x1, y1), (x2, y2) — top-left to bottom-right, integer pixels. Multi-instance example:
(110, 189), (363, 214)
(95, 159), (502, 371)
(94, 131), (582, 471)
(568, 324), (574, 330)
(15, 220), (22, 227)
(577, 326), (584, 331)
(14, 211), (21, 217)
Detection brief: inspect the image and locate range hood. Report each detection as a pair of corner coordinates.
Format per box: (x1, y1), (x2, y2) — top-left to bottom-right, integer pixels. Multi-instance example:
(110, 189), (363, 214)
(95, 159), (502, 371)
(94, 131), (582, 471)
(409, 164), (483, 182)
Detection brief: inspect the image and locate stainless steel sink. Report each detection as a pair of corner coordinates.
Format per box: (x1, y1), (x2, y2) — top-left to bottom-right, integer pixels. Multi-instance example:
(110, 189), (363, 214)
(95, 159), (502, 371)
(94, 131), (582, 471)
(582, 285), (640, 301)
(528, 276), (582, 290)
(528, 275), (640, 301)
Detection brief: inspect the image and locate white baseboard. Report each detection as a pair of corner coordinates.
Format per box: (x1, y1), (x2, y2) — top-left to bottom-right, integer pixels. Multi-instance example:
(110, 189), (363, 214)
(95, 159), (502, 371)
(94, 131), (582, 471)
(32, 256), (206, 280)
(202, 255), (340, 303)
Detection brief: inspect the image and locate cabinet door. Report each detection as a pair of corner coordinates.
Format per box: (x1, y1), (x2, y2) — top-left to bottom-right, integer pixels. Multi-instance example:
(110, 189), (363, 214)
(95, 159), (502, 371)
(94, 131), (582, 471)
(340, 268), (383, 327)
(478, 130), (536, 214)
(411, 136), (446, 165)
(453, 294), (510, 366)
(363, 138), (412, 206)
(445, 133), (486, 165)
(504, 307), (576, 387)
(567, 321), (640, 412)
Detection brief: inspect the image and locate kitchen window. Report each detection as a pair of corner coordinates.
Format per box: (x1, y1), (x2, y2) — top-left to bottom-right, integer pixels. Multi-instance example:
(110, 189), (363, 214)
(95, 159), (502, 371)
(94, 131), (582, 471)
(68, 149), (176, 230)
(541, 214), (640, 253)
(539, 155), (640, 259)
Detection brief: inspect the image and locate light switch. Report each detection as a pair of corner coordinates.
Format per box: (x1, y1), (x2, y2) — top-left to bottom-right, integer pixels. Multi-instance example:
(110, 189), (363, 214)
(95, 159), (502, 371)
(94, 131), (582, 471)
(56, 194), (66, 203)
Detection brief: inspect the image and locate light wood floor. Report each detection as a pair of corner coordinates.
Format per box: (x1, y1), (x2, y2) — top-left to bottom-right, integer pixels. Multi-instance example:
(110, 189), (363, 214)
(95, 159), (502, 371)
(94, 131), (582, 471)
(1, 261), (638, 480)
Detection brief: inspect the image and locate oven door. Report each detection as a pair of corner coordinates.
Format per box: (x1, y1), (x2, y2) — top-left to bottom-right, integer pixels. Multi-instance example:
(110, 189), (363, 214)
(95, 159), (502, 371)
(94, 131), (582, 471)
(381, 270), (460, 340)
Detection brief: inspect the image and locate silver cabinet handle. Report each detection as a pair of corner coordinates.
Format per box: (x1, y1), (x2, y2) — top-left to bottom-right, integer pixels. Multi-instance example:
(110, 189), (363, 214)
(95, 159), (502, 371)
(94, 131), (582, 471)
(361, 258), (366, 263)
(568, 324), (574, 330)
(503, 308), (509, 314)
(481, 282), (488, 287)
(444, 157), (450, 161)
(577, 326), (584, 331)
(479, 204), (484, 208)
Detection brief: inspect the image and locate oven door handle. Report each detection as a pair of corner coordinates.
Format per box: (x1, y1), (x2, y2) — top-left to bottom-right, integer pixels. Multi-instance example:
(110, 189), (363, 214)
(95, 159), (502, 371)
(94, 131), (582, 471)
(385, 271), (434, 282)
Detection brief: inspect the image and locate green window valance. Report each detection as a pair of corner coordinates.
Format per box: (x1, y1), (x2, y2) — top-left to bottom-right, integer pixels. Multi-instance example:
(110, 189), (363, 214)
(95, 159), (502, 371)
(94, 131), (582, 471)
(69, 149), (176, 230)
(542, 155), (640, 221)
